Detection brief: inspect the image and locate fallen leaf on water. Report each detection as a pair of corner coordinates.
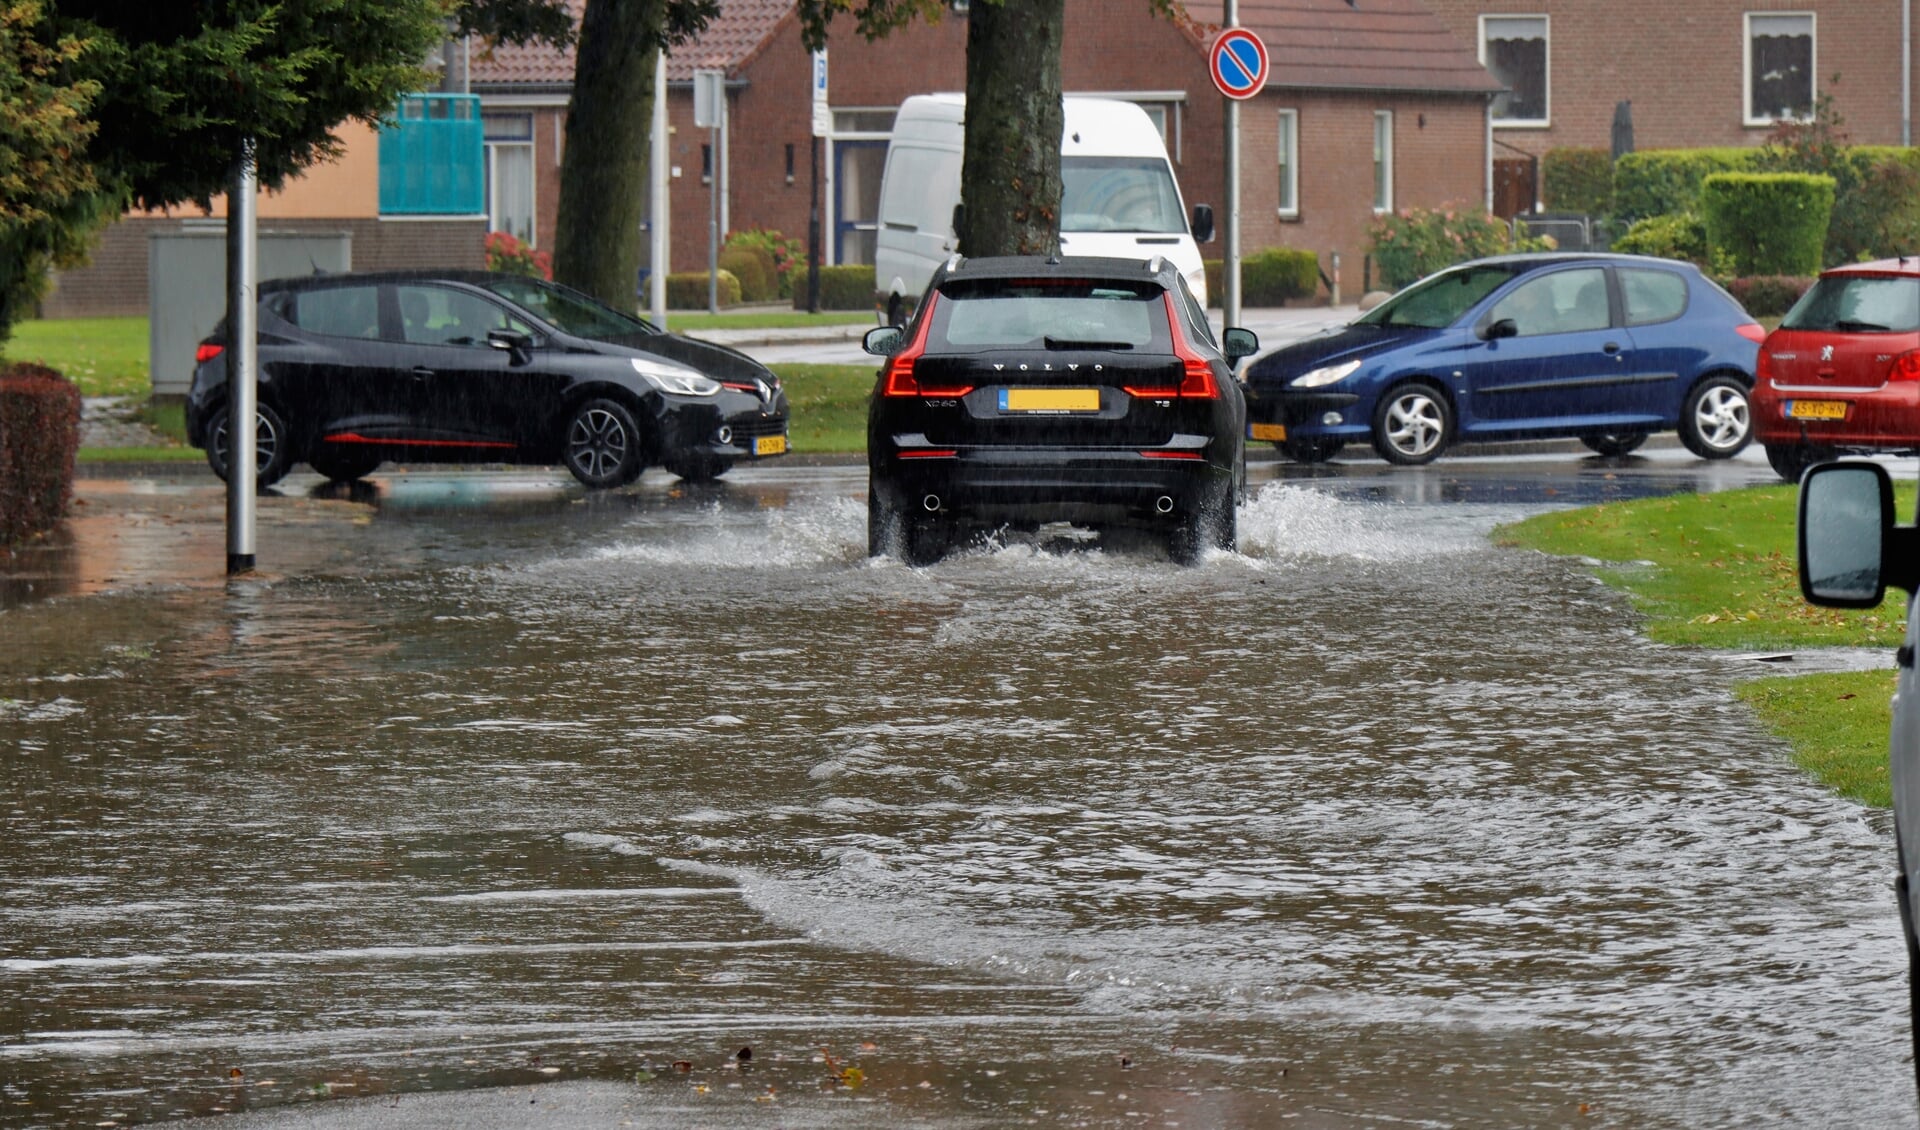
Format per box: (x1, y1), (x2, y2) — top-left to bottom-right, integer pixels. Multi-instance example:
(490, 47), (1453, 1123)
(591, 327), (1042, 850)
(672, 1060), (693, 1073)
(840, 1067), (864, 1088)
(228, 1068), (244, 1081)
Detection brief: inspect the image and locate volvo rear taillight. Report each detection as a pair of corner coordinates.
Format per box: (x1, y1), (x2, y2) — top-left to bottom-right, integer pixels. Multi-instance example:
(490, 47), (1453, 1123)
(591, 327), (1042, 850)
(1125, 296), (1222, 399)
(881, 293), (974, 398)
(195, 343), (224, 364)
(1890, 349), (1920, 382)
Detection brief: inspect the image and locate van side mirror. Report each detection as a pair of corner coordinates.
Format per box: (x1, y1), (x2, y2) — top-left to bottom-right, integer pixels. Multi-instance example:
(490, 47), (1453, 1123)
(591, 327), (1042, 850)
(1799, 461), (1920, 606)
(951, 203), (965, 237)
(863, 326), (905, 356)
(1480, 317), (1518, 341)
(1221, 327), (1259, 363)
(487, 328), (534, 365)
(1190, 203), (1215, 244)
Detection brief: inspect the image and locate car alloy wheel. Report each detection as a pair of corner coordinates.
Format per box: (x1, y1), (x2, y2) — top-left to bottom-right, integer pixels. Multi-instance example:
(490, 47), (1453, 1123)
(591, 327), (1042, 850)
(1370, 383), (1451, 465)
(207, 402), (292, 487)
(1680, 376), (1752, 459)
(563, 398), (645, 489)
(1763, 442), (1833, 483)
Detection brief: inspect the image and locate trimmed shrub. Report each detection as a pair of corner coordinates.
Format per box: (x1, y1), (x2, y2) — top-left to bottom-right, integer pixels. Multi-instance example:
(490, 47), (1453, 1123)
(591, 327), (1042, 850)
(1542, 147), (1613, 215)
(1368, 204), (1515, 290)
(1612, 147), (1763, 223)
(726, 227), (806, 297)
(1610, 212), (1709, 266)
(1242, 247), (1320, 305)
(718, 246), (775, 302)
(1823, 147), (1920, 266)
(795, 264), (880, 311)
(663, 269), (742, 309)
(1725, 275), (1816, 317)
(1699, 172), (1834, 276)
(1204, 259), (1222, 308)
(0, 362), (80, 548)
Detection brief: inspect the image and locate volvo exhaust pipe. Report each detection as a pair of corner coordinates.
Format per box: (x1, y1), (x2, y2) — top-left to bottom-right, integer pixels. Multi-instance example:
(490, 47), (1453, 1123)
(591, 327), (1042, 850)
(1155, 495), (1175, 514)
(923, 494), (942, 512)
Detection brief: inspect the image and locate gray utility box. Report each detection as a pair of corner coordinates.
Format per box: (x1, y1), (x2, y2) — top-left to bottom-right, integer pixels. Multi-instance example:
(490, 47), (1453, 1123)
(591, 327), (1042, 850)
(149, 225), (352, 399)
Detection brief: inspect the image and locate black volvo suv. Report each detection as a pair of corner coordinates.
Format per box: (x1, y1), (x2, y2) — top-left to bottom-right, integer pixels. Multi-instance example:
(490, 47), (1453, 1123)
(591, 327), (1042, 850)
(863, 255), (1258, 564)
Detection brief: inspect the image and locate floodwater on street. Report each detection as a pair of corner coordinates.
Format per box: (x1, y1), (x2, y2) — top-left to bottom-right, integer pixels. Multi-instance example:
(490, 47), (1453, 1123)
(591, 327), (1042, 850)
(1, 458), (1913, 1127)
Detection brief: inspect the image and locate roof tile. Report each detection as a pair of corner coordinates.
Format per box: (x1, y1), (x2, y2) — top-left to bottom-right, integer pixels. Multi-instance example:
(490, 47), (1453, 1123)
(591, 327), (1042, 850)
(469, 0), (794, 88)
(1186, 0), (1501, 95)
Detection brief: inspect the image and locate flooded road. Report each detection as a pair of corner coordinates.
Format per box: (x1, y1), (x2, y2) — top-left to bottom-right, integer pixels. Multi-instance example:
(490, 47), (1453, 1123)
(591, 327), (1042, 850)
(2, 456), (1913, 1127)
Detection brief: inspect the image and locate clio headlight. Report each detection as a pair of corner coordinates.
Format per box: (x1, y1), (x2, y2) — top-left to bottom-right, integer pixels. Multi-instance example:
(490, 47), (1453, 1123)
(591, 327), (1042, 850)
(1290, 359), (1362, 389)
(631, 357), (720, 396)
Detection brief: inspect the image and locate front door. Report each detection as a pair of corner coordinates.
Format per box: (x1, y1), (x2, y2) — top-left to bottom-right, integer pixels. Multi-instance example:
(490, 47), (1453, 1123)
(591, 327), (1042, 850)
(1459, 266), (1632, 433)
(835, 140), (887, 266)
(388, 284), (543, 452)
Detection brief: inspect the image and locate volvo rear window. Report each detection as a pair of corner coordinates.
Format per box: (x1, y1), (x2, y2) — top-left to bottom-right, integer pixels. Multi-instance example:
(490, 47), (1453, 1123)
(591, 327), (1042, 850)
(1782, 275), (1920, 333)
(928, 278), (1169, 351)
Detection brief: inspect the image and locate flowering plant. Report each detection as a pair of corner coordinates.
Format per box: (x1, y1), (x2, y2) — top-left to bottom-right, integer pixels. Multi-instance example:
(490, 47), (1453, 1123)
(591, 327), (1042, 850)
(485, 231), (552, 280)
(1367, 205), (1538, 290)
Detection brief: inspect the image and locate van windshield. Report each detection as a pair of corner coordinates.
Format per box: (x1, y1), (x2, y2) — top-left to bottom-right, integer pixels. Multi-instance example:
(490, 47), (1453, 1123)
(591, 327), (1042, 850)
(1061, 156), (1185, 234)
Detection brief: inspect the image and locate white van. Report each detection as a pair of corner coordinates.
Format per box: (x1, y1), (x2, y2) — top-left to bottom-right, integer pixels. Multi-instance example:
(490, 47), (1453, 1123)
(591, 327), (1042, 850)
(873, 94), (1214, 323)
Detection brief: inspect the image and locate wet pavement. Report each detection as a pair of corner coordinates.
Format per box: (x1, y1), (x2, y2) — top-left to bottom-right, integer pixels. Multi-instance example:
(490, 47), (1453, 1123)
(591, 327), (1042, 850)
(2, 450), (1915, 1128)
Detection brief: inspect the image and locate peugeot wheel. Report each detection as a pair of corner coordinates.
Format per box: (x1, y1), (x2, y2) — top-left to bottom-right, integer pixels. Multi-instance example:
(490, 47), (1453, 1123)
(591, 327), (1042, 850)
(563, 398), (646, 489)
(1680, 376), (1752, 459)
(1764, 442), (1833, 483)
(206, 401), (293, 488)
(1370, 383), (1451, 466)
(1580, 432), (1649, 457)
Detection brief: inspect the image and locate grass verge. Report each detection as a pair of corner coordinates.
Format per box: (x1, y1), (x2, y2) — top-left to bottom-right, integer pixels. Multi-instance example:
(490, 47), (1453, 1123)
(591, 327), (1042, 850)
(666, 310), (875, 331)
(7, 316), (148, 398)
(1496, 487), (1911, 806)
(771, 363), (871, 455)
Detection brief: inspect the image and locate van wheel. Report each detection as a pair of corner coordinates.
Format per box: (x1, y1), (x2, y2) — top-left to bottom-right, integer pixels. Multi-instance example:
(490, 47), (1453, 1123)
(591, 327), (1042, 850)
(886, 293), (906, 327)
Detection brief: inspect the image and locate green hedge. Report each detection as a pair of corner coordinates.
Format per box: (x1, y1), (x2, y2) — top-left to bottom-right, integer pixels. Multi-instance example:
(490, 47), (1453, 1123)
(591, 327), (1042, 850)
(1612, 147), (1763, 223)
(1368, 205), (1515, 290)
(0, 362), (79, 548)
(1725, 275), (1816, 317)
(1244, 247), (1319, 305)
(1817, 146), (1920, 266)
(718, 246), (776, 302)
(662, 269), (742, 309)
(792, 265), (879, 311)
(1700, 172), (1835, 276)
(1610, 212), (1709, 266)
(1542, 147), (1613, 215)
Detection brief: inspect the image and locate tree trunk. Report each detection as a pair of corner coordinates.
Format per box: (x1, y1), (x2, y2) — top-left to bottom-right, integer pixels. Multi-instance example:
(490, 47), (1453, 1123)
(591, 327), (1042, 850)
(553, 0), (661, 309)
(958, 0), (1065, 258)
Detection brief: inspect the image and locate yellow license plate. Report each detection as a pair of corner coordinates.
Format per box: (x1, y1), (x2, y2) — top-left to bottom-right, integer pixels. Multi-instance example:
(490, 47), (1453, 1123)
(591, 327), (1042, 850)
(1250, 422), (1287, 442)
(1786, 400), (1847, 420)
(755, 434), (788, 456)
(1001, 387), (1100, 412)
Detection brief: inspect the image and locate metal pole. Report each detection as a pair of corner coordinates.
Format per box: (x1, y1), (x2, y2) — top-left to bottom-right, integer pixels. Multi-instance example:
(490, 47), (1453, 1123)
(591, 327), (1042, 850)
(650, 50), (668, 327)
(1223, 0), (1241, 326)
(225, 137), (258, 575)
(1905, 0), (1912, 147)
(807, 137), (821, 313)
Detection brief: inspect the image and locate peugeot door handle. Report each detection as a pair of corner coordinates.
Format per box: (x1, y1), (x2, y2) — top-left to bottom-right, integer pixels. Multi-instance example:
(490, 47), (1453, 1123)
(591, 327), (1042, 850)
(1603, 342), (1621, 355)
(411, 367), (434, 380)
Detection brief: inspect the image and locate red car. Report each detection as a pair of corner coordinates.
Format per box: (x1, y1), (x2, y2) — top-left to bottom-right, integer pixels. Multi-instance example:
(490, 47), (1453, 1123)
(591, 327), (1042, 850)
(1753, 257), (1920, 481)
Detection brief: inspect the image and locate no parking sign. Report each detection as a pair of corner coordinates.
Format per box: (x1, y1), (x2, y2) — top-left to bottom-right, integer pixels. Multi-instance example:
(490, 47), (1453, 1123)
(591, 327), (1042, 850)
(1210, 28), (1269, 100)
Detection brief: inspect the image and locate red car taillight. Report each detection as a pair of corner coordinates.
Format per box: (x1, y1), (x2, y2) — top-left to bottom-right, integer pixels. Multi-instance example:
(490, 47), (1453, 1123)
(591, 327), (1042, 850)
(1890, 349), (1920, 382)
(881, 293), (974, 399)
(195, 343), (224, 364)
(1124, 295), (1222, 399)
(1756, 348), (1774, 383)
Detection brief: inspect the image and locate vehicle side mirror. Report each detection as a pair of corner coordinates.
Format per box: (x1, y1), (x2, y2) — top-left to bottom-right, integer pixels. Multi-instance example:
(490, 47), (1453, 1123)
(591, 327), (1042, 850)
(1799, 461), (1920, 606)
(1190, 203), (1215, 244)
(1481, 317), (1518, 341)
(863, 326), (905, 356)
(1221, 326), (1259, 364)
(487, 328), (534, 365)
(951, 203), (965, 237)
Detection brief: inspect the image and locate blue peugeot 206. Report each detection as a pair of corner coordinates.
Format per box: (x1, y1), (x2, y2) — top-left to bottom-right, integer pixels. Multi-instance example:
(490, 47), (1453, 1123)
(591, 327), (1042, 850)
(1242, 253), (1766, 465)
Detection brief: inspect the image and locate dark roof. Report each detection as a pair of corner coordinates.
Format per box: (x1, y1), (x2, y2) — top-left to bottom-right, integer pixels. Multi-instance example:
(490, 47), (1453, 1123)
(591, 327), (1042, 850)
(1184, 0), (1502, 96)
(469, 0), (794, 90)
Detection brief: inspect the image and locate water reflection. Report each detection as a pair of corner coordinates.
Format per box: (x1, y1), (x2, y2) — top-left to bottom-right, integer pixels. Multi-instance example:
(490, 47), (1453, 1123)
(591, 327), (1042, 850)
(0, 462), (1911, 1128)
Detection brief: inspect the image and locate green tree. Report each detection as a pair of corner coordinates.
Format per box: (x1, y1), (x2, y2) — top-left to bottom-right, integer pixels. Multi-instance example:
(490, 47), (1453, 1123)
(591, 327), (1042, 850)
(0, 1), (113, 343)
(550, 0), (716, 308)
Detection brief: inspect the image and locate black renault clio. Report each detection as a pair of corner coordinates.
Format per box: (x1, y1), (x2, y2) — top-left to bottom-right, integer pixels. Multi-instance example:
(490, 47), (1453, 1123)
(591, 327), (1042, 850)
(863, 255), (1258, 564)
(185, 271), (789, 489)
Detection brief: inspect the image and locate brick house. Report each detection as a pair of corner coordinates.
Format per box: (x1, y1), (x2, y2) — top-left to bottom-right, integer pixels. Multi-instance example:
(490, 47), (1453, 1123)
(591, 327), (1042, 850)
(1420, 1), (1919, 211)
(472, 0), (1504, 303)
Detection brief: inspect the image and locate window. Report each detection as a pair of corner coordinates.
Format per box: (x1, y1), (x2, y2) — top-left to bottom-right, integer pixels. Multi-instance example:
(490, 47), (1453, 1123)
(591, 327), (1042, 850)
(1276, 109), (1298, 216)
(394, 286), (532, 347)
(1487, 268), (1611, 336)
(1782, 275), (1920, 332)
(1481, 15), (1549, 125)
(483, 113), (534, 245)
(292, 286), (380, 340)
(701, 143), (712, 184)
(1747, 12), (1814, 124)
(1061, 156), (1186, 234)
(1372, 111), (1393, 213)
(928, 279), (1167, 351)
(1620, 268), (1690, 326)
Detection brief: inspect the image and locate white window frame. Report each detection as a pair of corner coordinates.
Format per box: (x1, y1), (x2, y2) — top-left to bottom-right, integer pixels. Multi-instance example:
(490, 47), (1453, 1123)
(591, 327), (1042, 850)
(1744, 11), (1817, 126)
(482, 112), (536, 247)
(1479, 13), (1550, 129)
(1276, 108), (1299, 218)
(1373, 111), (1394, 214)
